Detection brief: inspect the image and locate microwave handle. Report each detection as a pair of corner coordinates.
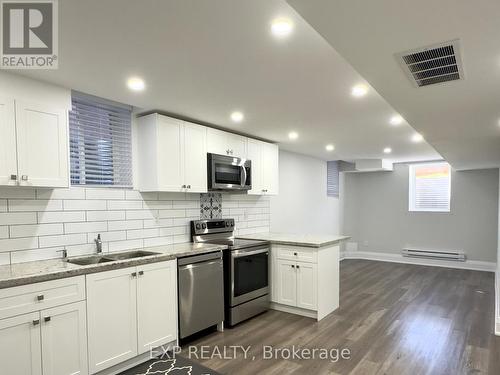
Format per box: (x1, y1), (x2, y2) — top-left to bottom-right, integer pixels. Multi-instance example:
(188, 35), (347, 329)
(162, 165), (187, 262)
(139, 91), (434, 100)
(240, 165), (247, 188)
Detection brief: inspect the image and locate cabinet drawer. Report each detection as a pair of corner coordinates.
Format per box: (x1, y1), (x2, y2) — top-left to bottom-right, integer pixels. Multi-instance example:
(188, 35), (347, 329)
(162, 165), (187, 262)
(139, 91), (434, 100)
(274, 245), (317, 264)
(0, 276), (85, 320)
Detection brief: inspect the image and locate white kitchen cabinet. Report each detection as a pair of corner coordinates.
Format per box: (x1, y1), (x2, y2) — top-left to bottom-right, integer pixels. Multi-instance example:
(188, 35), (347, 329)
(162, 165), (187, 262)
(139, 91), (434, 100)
(137, 261), (177, 354)
(0, 96), (17, 186)
(183, 122), (208, 193)
(41, 301), (88, 375)
(271, 244), (338, 320)
(207, 127), (247, 158)
(86, 267), (138, 374)
(248, 139), (279, 195)
(137, 114), (207, 193)
(86, 260), (177, 374)
(0, 98), (69, 188)
(275, 259), (297, 306)
(296, 262), (318, 310)
(0, 312), (42, 375)
(15, 101), (69, 187)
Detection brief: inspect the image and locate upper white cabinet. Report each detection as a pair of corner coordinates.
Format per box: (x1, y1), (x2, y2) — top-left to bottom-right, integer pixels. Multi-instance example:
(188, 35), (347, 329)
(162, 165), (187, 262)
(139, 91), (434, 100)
(137, 114), (207, 193)
(207, 128), (247, 158)
(0, 97), (17, 186)
(0, 97), (69, 188)
(248, 139), (279, 195)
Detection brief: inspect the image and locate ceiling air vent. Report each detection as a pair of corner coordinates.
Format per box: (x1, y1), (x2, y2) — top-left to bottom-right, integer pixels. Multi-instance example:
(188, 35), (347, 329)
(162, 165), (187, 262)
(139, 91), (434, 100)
(395, 39), (464, 87)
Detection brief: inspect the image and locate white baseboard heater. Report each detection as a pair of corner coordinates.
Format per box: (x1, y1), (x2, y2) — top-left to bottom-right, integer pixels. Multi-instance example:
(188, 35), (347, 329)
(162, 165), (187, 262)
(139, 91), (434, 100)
(402, 248), (466, 262)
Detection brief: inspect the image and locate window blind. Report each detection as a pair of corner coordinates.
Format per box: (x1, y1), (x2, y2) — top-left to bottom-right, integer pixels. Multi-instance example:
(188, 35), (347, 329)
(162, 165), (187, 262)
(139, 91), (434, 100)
(327, 161), (340, 197)
(409, 162), (451, 212)
(69, 91), (133, 187)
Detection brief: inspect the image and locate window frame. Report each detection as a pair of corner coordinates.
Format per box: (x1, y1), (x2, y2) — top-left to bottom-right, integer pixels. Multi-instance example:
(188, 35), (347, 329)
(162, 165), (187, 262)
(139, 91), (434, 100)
(408, 161), (451, 213)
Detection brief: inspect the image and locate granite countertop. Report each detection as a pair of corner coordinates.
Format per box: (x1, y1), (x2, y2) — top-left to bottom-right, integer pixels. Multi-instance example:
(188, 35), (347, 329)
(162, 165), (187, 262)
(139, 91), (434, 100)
(237, 233), (350, 248)
(0, 242), (227, 289)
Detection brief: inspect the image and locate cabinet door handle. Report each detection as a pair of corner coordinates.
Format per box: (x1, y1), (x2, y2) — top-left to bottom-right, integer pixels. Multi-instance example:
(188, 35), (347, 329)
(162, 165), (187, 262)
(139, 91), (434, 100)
(10, 174), (17, 181)
(291, 265), (295, 268)
(131, 272), (137, 278)
(181, 184), (186, 188)
(186, 185), (191, 189)
(37, 294), (44, 301)
(296, 265), (300, 269)
(33, 319), (40, 326)
(293, 252), (297, 256)
(21, 175), (28, 181)
(138, 271), (144, 276)
(44, 316), (51, 323)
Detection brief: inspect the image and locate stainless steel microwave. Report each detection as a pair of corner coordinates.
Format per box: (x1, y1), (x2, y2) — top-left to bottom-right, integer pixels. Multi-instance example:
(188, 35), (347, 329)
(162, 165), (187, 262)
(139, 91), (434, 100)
(207, 153), (251, 191)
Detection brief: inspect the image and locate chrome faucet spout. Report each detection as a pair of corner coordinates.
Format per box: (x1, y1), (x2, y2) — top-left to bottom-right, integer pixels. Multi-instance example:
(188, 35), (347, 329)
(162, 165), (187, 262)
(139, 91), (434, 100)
(95, 234), (103, 254)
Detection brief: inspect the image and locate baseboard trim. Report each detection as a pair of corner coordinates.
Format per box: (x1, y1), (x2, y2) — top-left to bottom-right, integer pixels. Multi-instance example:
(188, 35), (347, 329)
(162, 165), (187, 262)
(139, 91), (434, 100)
(270, 302), (317, 320)
(342, 251), (496, 272)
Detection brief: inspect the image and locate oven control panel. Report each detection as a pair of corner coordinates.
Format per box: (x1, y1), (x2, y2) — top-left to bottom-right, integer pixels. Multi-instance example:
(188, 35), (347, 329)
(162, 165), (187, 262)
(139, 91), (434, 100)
(191, 218), (235, 235)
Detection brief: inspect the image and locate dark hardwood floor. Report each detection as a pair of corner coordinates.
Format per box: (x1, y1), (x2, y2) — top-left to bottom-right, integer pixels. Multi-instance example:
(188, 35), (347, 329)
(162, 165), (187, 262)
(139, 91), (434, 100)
(182, 260), (500, 374)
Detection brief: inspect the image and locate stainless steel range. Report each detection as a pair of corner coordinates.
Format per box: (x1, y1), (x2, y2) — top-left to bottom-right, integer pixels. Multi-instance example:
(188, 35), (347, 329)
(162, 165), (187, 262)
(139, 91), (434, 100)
(191, 218), (270, 326)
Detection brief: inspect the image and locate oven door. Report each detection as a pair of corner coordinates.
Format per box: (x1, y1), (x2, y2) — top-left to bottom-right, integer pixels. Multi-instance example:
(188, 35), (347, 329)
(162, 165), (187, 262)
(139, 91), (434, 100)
(230, 246), (269, 306)
(208, 153), (251, 190)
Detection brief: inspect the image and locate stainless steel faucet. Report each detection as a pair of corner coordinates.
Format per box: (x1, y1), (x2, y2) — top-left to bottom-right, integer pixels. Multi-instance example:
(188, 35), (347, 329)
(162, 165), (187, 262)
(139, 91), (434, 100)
(94, 234), (102, 253)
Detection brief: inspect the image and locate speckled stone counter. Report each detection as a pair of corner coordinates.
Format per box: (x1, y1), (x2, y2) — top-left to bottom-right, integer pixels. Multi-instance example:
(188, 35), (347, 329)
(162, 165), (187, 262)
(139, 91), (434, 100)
(237, 233), (350, 248)
(0, 242), (227, 289)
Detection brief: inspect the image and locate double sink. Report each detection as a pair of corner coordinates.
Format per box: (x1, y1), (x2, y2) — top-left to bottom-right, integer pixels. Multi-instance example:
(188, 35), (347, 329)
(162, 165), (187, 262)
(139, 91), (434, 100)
(67, 250), (159, 266)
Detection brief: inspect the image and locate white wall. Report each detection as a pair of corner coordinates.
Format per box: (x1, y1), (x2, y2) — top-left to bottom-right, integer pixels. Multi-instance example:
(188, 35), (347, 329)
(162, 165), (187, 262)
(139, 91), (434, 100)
(270, 150), (339, 235)
(343, 164), (499, 263)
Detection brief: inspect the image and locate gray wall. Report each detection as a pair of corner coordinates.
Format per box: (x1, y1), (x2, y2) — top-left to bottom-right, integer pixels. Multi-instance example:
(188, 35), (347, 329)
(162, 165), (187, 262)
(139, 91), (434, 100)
(342, 164), (499, 262)
(271, 150), (340, 235)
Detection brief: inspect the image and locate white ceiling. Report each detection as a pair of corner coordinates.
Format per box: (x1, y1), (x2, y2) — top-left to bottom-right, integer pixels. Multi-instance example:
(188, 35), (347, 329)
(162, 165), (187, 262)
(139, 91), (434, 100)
(18, 0), (440, 163)
(288, 0), (500, 170)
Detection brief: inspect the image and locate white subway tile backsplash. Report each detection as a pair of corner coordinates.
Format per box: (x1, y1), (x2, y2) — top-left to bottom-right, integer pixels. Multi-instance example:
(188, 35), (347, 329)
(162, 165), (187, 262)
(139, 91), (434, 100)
(10, 223), (63, 238)
(0, 237), (38, 252)
(108, 220), (143, 231)
(64, 200), (106, 211)
(127, 228), (159, 240)
(8, 199), (63, 212)
(86, 210), (126, 222)
(0, 187), (269, 264)
(65, 221), (107, 234)
(37, 188), (85, 200)
(0, 253), (9, 265)
(108, 239), (143, 252)
(11, 247), (65, 263)
(38, 211), (85, 224)
(0, 187), (36, 199)
(0, 212), (37, 225)
(39, 233), (87, 248)
(107, 200), (143, 210)
(85, 188), (125, 200)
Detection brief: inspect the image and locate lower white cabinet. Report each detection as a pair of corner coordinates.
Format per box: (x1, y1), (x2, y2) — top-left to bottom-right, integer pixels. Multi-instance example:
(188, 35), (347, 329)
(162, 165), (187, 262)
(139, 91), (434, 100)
(86, 260), (177, 374)
(0, 301), (88, 375)
(275, 259), (317, 309)
(41, 301), (88, 375)
(0, 311), (42, 375)
(271, 245), (338, 320)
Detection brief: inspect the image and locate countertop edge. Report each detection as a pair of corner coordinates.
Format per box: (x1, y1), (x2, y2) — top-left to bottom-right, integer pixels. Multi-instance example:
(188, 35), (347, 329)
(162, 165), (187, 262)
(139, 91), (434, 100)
(0, 245), (227, 290)
(238, 235), (351, 248)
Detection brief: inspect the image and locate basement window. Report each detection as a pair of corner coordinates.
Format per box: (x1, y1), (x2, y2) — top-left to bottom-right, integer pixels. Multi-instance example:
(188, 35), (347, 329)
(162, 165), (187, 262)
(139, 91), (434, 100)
(409, 162), (451, 212)
(69, 92), (133, 187)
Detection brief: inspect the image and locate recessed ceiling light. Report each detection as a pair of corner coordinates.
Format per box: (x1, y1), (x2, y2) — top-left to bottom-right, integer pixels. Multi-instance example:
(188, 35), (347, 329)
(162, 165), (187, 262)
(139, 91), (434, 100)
(390, 115), (404, 126)
(383, 147), (392, 154)
(288, 131), (298, 140)
(412, 133), (424, 143)
(230, 111), (244, 123)
(271, 18), (294, 38)
(127, 77), (145, 91)
(351, 85), (368, 98)
(325, 144), (335, 151)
